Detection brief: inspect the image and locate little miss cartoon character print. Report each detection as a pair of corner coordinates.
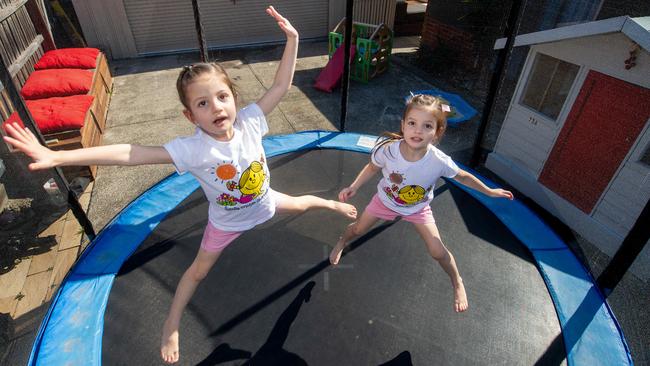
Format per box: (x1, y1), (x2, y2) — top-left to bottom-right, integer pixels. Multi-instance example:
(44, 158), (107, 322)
(238, 161), (266, 203)
(214, 159), (268, 206)
(383, 170), (432, 206)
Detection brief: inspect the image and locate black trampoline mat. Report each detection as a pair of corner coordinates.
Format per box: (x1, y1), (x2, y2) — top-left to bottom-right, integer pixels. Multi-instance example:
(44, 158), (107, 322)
(102, 149), (565, 365)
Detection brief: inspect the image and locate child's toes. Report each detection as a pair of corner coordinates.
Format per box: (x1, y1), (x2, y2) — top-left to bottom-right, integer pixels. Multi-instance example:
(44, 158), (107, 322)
(333, 201), (356, 219)
(344, 203), (357, 219)
(329, 248), (342, 265)
(456, 302), (468, 313)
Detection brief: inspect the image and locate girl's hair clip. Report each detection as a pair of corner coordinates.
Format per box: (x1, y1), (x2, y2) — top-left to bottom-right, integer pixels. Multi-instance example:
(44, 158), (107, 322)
(409, 91), (416, 97)
(182, 64), (194, 72)
(441, 104), (451, 112)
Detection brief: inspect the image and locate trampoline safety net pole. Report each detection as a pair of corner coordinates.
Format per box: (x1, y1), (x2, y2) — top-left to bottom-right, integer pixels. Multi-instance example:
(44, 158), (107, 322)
(597, 198), (650, 296)
(470, 0), (526, 168)
(339, 0), (354, 132)
(0, 59), (96, 240)
(192, 0), (209, 62)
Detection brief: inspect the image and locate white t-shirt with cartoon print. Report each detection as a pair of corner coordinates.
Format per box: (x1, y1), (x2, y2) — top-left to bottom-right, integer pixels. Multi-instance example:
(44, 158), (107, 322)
(164, 103), (275, 231)
(371, 140), (459, 215)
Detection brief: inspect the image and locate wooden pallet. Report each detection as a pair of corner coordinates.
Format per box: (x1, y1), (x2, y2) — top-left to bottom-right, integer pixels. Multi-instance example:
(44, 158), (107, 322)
(42, 52), (113, 181)
(89, 52), (113, 133)
(44, 102), (102, 179)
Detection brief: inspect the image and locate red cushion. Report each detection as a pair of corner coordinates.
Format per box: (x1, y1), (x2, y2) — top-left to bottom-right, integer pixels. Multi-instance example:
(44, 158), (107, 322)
(21, 69), (93, 100)
(34, 48), (100, 70)
(3, 95), (94, 134)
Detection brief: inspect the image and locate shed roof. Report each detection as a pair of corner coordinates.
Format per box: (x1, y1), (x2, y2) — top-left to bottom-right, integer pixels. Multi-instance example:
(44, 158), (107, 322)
(494, 16), (650, 52)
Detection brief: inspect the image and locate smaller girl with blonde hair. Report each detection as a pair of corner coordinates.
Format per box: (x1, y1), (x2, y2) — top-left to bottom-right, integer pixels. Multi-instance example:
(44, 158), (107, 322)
(329, 94), (513, 312)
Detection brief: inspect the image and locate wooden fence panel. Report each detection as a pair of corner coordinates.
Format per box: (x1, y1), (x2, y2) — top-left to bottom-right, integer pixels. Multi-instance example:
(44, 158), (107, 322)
(0, 0), (47, 120)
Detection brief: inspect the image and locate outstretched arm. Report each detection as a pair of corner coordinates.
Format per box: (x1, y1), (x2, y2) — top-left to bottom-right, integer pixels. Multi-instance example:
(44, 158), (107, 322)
(257, 6), (299, 115)
(452, 169), (514, 199)
(3, 122), (172, 170)
(339, 162), (381, 202)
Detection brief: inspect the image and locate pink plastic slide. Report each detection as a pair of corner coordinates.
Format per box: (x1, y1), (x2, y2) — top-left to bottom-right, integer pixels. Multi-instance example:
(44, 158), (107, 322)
(313, 45), (356, 92)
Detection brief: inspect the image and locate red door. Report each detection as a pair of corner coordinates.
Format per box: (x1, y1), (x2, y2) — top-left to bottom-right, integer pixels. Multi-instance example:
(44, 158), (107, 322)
(539, 70), (650, 213)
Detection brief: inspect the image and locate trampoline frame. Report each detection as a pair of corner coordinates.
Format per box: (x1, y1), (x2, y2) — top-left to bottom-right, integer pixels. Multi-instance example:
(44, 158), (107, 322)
(27, 132), (632, 366)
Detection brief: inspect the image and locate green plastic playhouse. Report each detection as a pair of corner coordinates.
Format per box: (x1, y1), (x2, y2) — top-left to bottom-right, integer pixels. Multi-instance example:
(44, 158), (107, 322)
(329, 19), (393, 83)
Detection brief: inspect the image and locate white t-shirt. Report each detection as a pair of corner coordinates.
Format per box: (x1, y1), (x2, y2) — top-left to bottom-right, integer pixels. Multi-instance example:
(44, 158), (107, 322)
(371, 140), (459, 215)
(164, 103), (275, 231)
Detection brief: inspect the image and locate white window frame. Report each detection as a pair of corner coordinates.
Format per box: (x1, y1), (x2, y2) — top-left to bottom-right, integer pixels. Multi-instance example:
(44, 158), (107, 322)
(516, 51), (582, 125)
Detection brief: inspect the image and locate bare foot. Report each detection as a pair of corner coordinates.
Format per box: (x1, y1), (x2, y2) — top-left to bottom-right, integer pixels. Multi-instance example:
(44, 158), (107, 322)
(329, 239), (346, 265)
(454, 280), (468, 313)
(332, 201), (357, 219)
(161, 320), (180, 364)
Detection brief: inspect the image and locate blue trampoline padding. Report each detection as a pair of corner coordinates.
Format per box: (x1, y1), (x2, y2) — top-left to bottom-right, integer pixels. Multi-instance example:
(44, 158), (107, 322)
(28, 131), (631, 366)
(449, 165), (632, 365)
(411, 89), (478, 126)
(29, 172), (201, 366)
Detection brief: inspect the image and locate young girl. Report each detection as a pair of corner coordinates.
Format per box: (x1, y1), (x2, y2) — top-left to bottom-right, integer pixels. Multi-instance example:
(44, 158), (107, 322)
(329, 94), (513, 313)
(4, 7), (357, 364)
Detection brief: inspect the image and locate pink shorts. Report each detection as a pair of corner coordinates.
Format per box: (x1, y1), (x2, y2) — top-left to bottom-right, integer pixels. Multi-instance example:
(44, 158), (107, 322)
(200, 222), (243, 252)
(364, 193), (435, 224)
(200, 190), (284, 252)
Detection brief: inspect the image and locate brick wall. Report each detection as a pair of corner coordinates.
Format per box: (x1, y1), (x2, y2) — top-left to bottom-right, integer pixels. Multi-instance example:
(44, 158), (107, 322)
(421, 16), (477, 69)
(419, 0), (511, 70)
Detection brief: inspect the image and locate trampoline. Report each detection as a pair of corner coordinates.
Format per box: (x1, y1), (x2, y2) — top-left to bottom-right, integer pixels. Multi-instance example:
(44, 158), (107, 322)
(28, 132), (631, 365)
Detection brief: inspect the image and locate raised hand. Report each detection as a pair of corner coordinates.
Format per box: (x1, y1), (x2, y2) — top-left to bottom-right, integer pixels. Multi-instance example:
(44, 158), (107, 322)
(266, 5), (298, 39)
(3, 122), (58, 170)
